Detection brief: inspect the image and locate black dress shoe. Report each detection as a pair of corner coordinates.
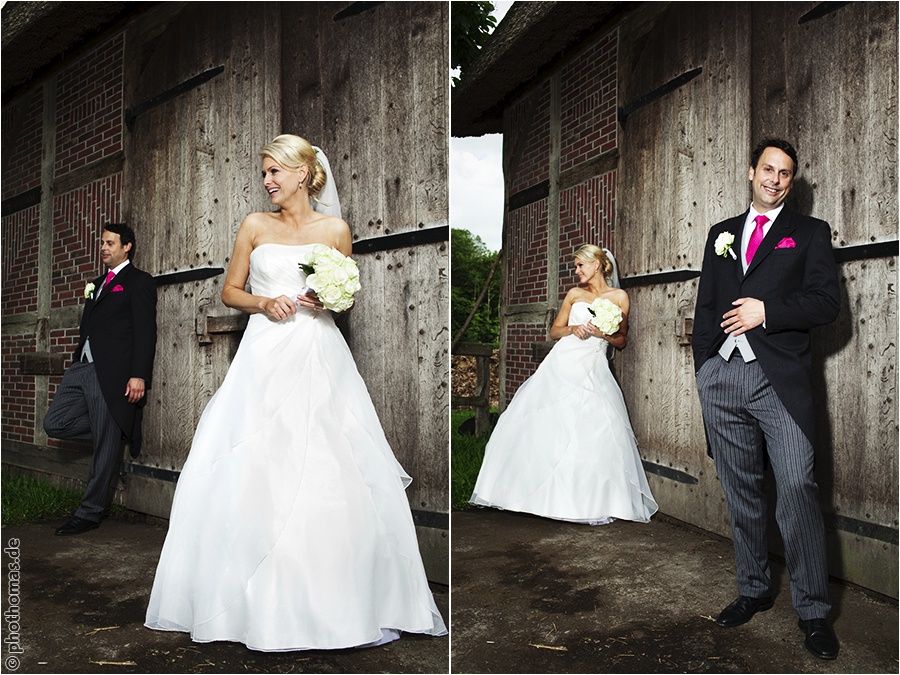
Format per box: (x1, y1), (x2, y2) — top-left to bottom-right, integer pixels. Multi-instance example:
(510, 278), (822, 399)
(715, 595), (774, 627)
(55, 516), (100, 536)
(798, 618), (839, 659)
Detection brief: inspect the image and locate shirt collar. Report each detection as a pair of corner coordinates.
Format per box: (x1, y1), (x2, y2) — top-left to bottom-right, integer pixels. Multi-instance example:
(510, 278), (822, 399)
(747, 203), (785, 225)
(108, 259), (131, 276)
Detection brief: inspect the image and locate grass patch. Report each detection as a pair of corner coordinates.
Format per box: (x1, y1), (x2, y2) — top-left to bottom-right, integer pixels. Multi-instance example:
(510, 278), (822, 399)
(451, 409), (493, 509)
(1, 473), (83, 527)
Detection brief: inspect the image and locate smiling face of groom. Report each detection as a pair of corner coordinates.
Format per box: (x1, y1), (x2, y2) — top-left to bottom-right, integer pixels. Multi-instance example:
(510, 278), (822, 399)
(748, 146), (795, 214)
(100, 230), (132, 270)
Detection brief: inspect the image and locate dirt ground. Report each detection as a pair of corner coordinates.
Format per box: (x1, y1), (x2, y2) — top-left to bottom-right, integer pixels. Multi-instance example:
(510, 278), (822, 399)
(452, 509), (898, 674)
(1, 514), (448, 674)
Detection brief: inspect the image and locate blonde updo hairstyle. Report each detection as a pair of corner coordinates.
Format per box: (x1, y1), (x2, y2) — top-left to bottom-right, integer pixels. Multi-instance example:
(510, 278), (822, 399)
(259, 134), (328, 201)
(574, 244), (614, 280)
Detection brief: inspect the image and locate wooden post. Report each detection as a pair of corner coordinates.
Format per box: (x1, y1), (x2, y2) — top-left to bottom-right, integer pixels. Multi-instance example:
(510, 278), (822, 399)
(452, 342), (494, 437)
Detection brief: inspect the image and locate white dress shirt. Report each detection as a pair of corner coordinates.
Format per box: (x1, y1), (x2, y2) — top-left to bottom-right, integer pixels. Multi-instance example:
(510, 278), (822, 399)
(718, 204), (784, 363)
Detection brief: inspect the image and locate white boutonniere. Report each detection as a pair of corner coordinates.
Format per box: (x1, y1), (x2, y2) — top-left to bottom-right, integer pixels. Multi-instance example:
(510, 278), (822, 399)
(84, 282), (96, 300)
(714, 232), (737, 260)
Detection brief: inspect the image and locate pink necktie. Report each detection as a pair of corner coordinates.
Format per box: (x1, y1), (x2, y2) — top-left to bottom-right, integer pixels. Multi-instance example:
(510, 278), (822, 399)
(101, 270), (115, 293)
(746, 214), (769, 264)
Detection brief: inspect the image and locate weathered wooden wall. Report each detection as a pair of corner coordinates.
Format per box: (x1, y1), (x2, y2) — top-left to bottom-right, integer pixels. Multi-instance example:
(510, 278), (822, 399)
(497, 1), (897, 596)
(121, 1), (281, 515)
(283, 2), (450, 582)
(615, 0), (753, 566)
(2, 1), (449, 584)
(615, 1), (898, 597)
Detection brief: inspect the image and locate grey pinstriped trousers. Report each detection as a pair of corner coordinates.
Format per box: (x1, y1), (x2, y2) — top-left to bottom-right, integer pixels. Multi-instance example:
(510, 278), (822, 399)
(43, 360), (124, 523)
(696, 355), (831, 620)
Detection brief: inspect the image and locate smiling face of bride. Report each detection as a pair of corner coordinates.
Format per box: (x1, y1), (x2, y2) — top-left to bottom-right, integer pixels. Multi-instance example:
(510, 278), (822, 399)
(261, 156), (309, 207)
(574, 256), (601, 284)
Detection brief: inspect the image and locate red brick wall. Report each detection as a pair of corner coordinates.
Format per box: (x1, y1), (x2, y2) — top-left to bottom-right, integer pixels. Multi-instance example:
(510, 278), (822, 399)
(507, 81), (551, 195)
(51, 176), (119, 309)
(558, 172), (616, 298)
(559, 31), (618, 173)
(1, 335), (36, 442)
(54, 34), (124, 176)
(502, 29), (619, 402)
(2, 34), (125, 447)
(503, 325), (547, 397)
(1, 205), (41, 317)
(1, 88), (43, 200)
(505, 200), (549, 306)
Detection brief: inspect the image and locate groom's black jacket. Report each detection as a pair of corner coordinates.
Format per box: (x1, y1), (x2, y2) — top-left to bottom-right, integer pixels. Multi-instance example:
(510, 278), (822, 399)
(693, 206), (840, 444)
(75, 263), (157, 440)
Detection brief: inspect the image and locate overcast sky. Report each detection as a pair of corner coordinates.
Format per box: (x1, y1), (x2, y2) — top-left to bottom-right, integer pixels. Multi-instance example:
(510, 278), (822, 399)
(450, 1), (514, 253)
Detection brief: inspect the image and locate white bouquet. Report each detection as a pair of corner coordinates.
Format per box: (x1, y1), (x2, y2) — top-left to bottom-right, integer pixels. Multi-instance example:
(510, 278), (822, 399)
(298, 245), (361, 312)
(586, 297), (623, 335)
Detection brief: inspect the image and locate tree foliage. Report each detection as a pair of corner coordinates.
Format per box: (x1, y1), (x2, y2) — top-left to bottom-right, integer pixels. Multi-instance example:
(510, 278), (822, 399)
(451, 1), (497, 86)
(452, 228), (501, 346)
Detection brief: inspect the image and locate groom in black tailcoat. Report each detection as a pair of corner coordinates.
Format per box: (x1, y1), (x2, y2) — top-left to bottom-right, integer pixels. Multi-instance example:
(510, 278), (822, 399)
(44, 223), (157, 535)
(693, 139), (841, 659)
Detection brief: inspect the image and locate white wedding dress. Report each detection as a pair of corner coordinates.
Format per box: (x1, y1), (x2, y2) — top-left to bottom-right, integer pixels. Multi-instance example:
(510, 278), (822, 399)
(470, 301), (658, 524)
(145, 243), (447, 651)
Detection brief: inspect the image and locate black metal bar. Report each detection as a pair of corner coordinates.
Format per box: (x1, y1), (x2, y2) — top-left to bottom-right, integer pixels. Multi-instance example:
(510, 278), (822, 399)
(125, 66), (225, 131)
(826, 513), (898, 545)
(333, 2), (386, 21)
(620, 269), (701, 289)
(508, 180), (550, 212)
(410, 509), (449, 530)
(353, 226), (449, 254)
(1, 186), (41, 217)
(123, 462), (181, 483)
(641, 461), (699, 485)
(618, 67), (703, 126)
(798, 2), (852, 25)
(153, 267), (225, 287)
(833, 240), (899, 263)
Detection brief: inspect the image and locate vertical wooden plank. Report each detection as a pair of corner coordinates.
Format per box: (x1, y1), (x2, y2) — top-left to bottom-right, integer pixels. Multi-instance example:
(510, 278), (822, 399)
(122, 2), (281, 484)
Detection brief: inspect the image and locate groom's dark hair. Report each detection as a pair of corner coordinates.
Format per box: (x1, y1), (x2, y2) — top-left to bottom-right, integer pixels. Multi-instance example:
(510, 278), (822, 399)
(750, 138), (798, 177)
(103, 223), (137, 259)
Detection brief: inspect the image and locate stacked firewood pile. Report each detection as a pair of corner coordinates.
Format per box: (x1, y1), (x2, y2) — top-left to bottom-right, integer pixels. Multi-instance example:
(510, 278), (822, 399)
(451, 350), (500, 410)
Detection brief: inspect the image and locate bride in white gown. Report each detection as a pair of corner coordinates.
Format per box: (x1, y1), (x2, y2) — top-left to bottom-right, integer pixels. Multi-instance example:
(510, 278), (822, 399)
(470, 244), (658, 525)
(145, 135), (447, 651)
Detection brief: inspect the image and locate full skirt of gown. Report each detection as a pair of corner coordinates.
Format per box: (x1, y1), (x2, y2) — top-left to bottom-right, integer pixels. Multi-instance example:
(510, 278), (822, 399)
(145, 243), (447, 651)
(469, 301), (658, 524)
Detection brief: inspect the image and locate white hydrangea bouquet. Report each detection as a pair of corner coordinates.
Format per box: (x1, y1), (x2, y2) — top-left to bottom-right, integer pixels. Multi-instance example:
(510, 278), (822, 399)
(297, 245), (361, 312)
(586, 297), (623, 335)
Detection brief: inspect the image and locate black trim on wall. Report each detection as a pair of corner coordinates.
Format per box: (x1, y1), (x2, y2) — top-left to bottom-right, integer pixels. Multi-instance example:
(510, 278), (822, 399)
(123, 462), (181, 483)
(827, 513), (898, 545)
(833, 240), (899, 263)
(620, 270), (701, 288)
(125, 66), (225, 131)
(641, 461), (699, 485)
(154, 267), (225, 287)
(508, 180), (550, 212)
(352, 226), (449, 254)
(333, 2), (386, 21)
(410, 509), (449, 531)
(618, 67), (703, 126)
(798, 2), (852, 24)
(1, 187), (41, 217)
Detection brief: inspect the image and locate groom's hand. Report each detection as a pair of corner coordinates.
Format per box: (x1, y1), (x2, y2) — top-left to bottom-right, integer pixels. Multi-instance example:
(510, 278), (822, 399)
(125, 378), (146, 404)
(721, 297), (765, 336)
